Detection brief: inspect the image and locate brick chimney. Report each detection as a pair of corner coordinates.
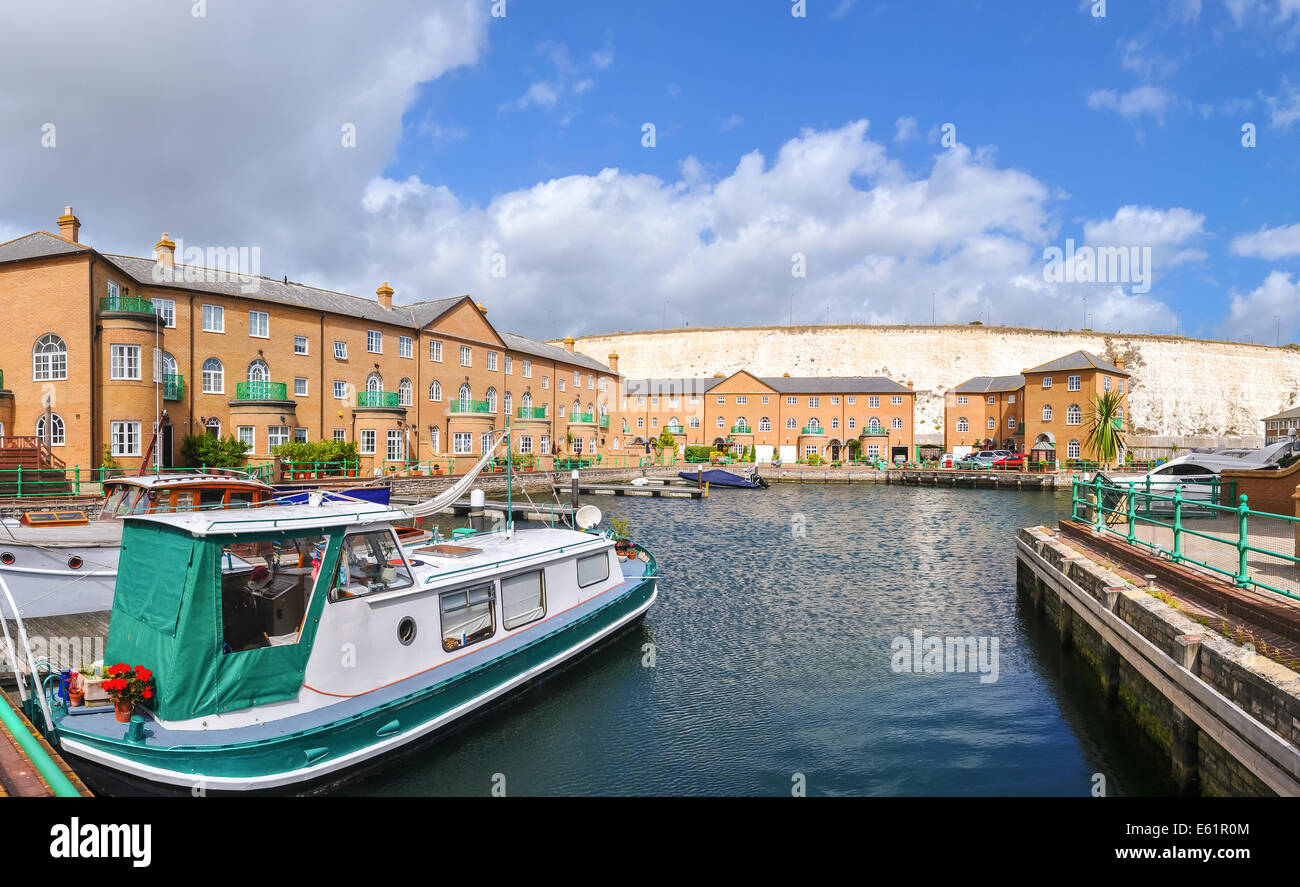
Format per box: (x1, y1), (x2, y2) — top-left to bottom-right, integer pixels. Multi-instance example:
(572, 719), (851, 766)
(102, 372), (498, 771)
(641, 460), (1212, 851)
(477, 301), (487, 315)
(57, 206), (80, 243)
(608, 352), (619, 374)
(1114, 356), (1126, 372)
(155, 233), (175, 267)
(376, 281), (394, 309)
(563, 337), (575, 354)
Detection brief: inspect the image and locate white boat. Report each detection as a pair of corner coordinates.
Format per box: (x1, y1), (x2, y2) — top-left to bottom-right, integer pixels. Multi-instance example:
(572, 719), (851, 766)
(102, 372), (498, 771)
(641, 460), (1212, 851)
(1101, 439), (1300, 507)
(0, 472), (274, 618)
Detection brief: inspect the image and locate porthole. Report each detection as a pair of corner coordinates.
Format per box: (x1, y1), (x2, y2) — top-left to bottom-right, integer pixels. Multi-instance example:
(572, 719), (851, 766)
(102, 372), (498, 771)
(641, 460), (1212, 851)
(397, 617), (417, 646)
(0, 552), (13, 565)
(68, 556), (83, 570)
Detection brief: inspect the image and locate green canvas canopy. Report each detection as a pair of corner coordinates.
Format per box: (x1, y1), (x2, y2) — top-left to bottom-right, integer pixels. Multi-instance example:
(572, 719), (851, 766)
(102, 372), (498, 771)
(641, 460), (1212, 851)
(106, 521), (342, 720)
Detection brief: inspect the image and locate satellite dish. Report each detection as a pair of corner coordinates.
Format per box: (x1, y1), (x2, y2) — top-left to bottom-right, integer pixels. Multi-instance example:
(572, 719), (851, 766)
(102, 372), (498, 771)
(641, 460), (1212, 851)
(575, 504), (602, 530)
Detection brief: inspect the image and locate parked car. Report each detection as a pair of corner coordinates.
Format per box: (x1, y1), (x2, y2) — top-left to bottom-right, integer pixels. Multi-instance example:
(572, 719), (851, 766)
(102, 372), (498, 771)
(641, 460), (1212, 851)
(956, 452), (994, 469)
(993, 453), (1027, 470)
(940, 453), (954, 468)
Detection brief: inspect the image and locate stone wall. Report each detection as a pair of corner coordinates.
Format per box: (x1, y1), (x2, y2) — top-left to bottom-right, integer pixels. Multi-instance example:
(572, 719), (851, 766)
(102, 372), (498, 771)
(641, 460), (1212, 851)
(573, 324), (1300, 444)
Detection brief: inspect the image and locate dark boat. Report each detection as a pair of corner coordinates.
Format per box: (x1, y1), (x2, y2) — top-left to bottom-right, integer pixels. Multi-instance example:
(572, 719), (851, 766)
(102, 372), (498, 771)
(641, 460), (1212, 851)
(678, 468), (768, 489)
(273, 485), (391, 506)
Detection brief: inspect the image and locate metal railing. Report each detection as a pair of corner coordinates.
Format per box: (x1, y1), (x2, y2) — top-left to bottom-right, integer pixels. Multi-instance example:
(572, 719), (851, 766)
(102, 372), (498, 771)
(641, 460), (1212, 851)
(800, 426), (825, 435)
(516, 406), (548, 419)
(730, 425), (752, 434)
(571, 413), (596, 424)
(0, 462), (275, 498)
(447, 399), (490, 414)
(599, 415), (611, 429)
(1071, 475), (1298, 601)
(281, 459), (362, 479)
(163, 373), (184, 401)
(862, 428), (889, 437)
(99, 294), (156, 315)
(235, 380), (289, 400)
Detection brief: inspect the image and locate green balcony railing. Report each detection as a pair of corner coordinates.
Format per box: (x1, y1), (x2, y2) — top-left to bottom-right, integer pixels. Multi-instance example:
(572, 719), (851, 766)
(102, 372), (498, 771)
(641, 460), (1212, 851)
(800, 426), (825, 435)
(235, 380), (289, 400)
(571, 413), (596, 424)
(862, 427), (890, 437)
(448, 399), (490, 414)
(356, 391), (402, 408)
(516, 406), (548, 419)
(99, 294), (156, 314)
(731, 425), (752, 434)
(163, 373), (184, 401)
(599, 415), (611, 429)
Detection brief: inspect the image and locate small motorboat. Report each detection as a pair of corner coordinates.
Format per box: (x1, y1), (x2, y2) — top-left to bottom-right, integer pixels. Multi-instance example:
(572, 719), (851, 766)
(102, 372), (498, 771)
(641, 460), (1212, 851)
(678, 468), (768, 489)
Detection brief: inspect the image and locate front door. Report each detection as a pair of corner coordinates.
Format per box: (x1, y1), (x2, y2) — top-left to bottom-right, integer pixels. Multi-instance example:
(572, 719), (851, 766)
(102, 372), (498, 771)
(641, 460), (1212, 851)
(161, 425), (174, 469)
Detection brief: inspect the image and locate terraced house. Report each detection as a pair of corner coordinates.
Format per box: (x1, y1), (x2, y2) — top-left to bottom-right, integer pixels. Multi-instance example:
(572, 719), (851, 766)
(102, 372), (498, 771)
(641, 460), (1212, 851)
(617, 370), (916, 463)
(1021, 351), (1129, 464)
(0, 207), (620, 475)
(944, 374), (1026, 455)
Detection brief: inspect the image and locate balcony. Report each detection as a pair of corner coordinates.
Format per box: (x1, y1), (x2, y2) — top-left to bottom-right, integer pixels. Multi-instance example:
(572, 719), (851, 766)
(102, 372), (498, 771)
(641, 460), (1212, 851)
(862, 427), (890, 437)
(516, 406), (548, 420)
(163, 373), (184, 401)
(448, 399), (491, 414)
(599, 415), (611, 429)
(570, 412), (596, 424)
(235, 380), (289, 401)
(356, 391), (402, 408)
(730, 425), (753, 435)
(100, 295), (156, 315)
(800, 426), (825, 435)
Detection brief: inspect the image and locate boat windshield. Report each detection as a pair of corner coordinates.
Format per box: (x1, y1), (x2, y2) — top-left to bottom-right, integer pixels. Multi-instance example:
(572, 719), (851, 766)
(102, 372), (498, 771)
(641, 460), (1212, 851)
(99, 486), (144, 520)
(332, 530), (414, 600)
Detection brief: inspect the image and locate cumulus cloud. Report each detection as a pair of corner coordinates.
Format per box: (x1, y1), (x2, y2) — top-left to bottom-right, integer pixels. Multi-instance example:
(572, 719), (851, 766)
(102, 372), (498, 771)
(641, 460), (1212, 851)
(894, 117), (919, 142)
(1262, 77), (1300, 129)
(499, 41), (613, 117)
(1221, 271), (1300, 344)
(1230, 222), (1300, 259)
(1087, 85), (1177, 122)
(1083, 205), (1209, 268)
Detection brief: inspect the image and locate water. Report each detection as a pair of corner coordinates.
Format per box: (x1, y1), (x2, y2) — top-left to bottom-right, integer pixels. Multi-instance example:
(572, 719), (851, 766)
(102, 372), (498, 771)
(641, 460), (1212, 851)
(358, 484), (1178, 796)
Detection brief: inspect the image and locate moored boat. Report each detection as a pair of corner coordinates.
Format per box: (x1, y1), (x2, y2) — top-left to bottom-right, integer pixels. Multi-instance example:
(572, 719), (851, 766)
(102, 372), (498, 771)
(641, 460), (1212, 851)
(677, 468), (769, 489)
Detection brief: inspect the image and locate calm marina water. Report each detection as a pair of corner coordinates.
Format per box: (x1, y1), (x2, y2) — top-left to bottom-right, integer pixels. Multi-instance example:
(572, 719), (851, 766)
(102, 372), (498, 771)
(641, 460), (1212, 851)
(358, 484), (1177, 797)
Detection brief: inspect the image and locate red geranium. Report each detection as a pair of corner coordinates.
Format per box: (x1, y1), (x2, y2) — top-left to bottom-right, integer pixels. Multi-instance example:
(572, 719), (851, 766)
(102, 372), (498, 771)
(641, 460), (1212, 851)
(104, 663), (156, 708)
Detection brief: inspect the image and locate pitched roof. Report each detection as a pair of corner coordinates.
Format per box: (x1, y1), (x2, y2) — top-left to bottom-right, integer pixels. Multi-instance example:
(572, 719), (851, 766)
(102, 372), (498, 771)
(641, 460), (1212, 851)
(0, 231), (89, 264)
(758, 376), (913, 395)
(499, 332), (612, 373)
(951, 374), (1026, 393)
(1022, 350), (1127, 376)
(1263, 405), (1300, 422)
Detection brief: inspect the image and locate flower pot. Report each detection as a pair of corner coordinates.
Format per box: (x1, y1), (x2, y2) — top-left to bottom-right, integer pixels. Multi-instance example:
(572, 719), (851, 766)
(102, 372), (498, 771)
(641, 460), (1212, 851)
(68, 690), (85, 707)
(113, 698), (134, 723)
(81, 675), (109, 705)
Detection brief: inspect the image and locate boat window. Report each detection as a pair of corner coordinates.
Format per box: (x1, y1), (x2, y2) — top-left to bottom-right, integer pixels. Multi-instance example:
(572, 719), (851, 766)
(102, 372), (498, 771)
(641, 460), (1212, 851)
(227, 490), (256, 509)
(111, 488), (142, 517)
(173, 490), (197, 513)
(440, 583), (496, 651)
(577, 552), (609, 588)
(501, 570), (545, 630)
(200, 489), (227, 510)
(331, 531), (414, 600)
(99, 486), (127, 519)
(221, 534), (332, 654)
(129, 490), (152, 515)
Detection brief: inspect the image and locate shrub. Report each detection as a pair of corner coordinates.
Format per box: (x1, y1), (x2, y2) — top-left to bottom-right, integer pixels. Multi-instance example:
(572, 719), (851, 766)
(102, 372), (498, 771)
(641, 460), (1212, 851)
(180, 434), (251, 468)
(685, 445), (714, 462)
(806, 453), (823, 466)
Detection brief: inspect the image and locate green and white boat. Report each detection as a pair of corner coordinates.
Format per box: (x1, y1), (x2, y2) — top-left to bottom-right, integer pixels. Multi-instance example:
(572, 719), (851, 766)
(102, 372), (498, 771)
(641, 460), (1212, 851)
(5, 442), (658, 795)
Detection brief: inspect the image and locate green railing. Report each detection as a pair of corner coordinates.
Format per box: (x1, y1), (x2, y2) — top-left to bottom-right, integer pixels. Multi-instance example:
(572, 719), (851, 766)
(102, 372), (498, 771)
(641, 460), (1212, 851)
(516, 406), (548, 419)
(235, 380), (289, 400)
(282, 459), (362, 479)
(730, 425), (752, 434)
(862, 427), (889, 437)
(800, 426), (825, 435)
(163, 373), (184, 401)
(99, 294), (156, 314)
(571, 413), (595, 424)
(358, 391), (401, 408)
(447, 399), (490, 414)
(599, 415), (611, 429)
(1071, 475), (1296, 601)
(0, 462), (275, 498)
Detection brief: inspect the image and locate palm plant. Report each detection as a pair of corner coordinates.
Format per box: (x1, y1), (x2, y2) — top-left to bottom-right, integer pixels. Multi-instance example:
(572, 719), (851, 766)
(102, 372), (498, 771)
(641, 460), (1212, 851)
(1086, 390), (1126, 468)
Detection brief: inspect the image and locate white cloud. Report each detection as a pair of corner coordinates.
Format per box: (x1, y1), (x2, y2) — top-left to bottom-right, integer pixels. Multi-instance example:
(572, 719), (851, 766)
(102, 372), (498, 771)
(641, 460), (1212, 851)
(894, 116), (919, 142)
(720, 114), (744, 132)
(1221, 271), (1300, 344)
(500, 40), (612, 117)
(1087, 85), (1177, 122)
(1262, 77), (1300, 129)
(1230, 222), (1300, 259)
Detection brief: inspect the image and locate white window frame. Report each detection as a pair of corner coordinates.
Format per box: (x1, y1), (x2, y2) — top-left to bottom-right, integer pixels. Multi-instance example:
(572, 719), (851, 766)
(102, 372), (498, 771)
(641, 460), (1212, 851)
(152, 298), (176, 328)
(294, 335), (309, 355)
(334, 341), (348, 360)
(268, 426), (291, 451)
(399, 336), (413, 359)
(110, 344), (141, 381)
(202, 304), (224, 333)
(430, 340), (443, 362)
(110, 421), (141, 457)
(237, 426), (255, 448)
(359, 429), (377, 455)
(249, 310), (269, 339)
(367, 330), (382, 354)
(294, 377), (309, 397)
(460, 345), (472, 367)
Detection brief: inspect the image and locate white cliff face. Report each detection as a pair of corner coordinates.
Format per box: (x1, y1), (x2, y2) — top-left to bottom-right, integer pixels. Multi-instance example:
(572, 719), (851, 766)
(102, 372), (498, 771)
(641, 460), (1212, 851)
(573, 325), (1300, 442)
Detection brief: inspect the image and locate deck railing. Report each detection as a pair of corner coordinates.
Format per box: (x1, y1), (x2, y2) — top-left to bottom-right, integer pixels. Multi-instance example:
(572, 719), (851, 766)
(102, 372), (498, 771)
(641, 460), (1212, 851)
(1071, 475), (1298, 602)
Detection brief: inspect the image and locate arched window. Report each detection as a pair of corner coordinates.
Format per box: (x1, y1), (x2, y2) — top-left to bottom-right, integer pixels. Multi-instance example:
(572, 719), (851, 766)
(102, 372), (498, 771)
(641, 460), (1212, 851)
(734, 417), (748, 431)
(202, 358), (224, 394)
(759, 417), (771, 432)
(486, 387), (498, 413)
(956, 417), (969, 433)
(33, 334), (67, 381)
(247, 359), (269, 382)
(785, 417), (797, 430)
(1042, 404), (1053, 421)
(206, 417), (221, 438)
(430, 427), (441, 454)
(831, 417), (840, 429)
(161, 351), (178, 377)
(868, 417), (882, 430)
(892, 417), (903, 429)
(807, 418), (820, 430)
(504, 391), (513, 416)
(458, 384), (472, 410)
(1066, 404), (1081, 426)
(366, 373), (383, 393)
(668, 417), (682, 432)
(429, 380), (442, 402)
(34, 412), (65, 446)
(521, 392), (532, 411)
(586, 402), (594, 419)
(1068, 439), (1081, 460)
(399, 378), (412, 407)
(572, 399), (581, 418)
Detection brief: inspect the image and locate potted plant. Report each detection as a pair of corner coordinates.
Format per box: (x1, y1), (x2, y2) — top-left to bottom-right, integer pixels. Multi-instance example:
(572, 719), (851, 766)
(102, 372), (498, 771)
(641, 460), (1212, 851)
(78, 662), (109, 705)
(67, 672), (85, 707)
(103, 663), (155, 723)
(609, 516), (633, 561)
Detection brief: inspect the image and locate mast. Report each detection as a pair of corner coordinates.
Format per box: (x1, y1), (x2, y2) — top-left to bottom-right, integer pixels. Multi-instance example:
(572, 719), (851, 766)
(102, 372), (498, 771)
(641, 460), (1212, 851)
(505, 416), (513, 538)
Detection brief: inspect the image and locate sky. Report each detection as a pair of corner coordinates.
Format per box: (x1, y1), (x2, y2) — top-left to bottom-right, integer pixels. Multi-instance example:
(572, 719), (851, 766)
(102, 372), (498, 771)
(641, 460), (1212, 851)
(2, 0), (1300, 345)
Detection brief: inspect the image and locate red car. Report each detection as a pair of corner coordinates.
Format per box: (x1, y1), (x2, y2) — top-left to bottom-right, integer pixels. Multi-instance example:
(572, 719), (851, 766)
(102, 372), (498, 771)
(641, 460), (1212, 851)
(992, 453), (1027, 470)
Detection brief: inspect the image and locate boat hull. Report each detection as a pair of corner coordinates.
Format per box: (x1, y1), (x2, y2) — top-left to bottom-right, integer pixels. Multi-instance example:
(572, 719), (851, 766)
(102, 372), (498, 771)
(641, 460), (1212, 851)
(0, 545), (119, 618)
(53, 573), (657, 795)
(678, 469), (763, 489)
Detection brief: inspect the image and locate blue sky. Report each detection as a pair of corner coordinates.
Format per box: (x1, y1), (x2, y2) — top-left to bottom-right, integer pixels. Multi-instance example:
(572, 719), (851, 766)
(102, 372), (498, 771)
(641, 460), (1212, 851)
(4, 0), (1300, 342)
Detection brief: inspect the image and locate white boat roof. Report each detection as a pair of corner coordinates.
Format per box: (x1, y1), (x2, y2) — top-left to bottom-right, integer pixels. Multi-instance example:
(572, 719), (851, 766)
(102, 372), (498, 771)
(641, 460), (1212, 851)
(122, 501), (407, 537)
(106, 472), (272, 491)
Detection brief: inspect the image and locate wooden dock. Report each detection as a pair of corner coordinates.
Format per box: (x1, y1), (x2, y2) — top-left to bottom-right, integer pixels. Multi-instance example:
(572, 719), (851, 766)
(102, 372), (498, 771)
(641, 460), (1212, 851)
(0, 688), (93, 797)
(887, 469), (1062, 489)
(552, 482), (703, 499)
